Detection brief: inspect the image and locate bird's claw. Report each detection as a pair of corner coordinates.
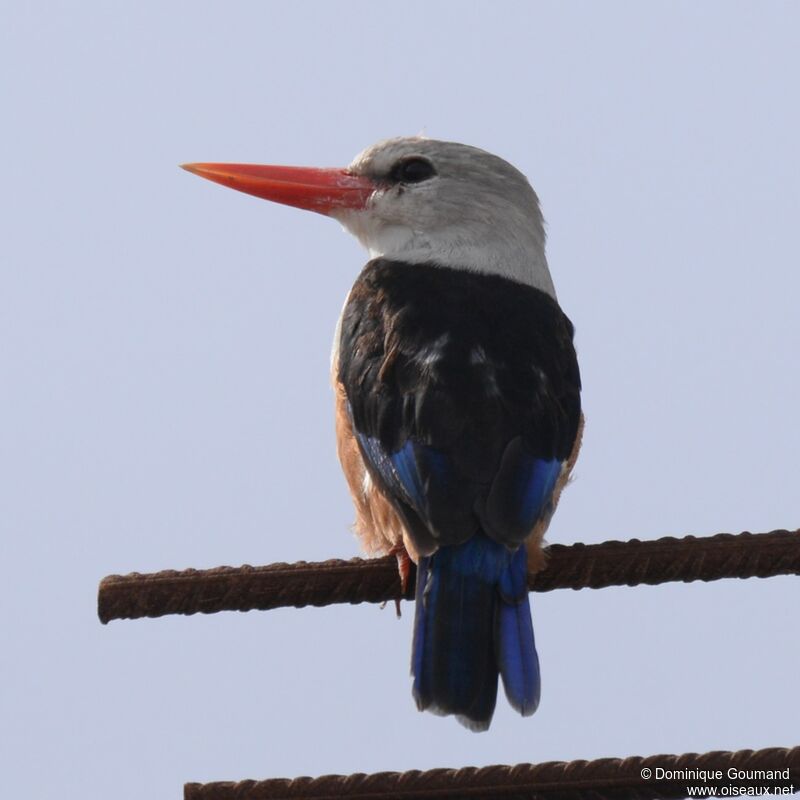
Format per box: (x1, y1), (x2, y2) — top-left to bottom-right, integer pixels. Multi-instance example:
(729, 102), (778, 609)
(390, 545), (412, 618)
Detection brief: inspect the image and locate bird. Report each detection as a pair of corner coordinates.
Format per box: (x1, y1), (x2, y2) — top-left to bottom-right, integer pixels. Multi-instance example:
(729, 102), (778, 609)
(182, 137), (583, 731)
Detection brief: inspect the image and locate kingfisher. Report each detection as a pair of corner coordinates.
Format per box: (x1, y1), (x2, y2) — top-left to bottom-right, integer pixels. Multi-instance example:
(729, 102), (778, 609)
(183, 138), (583, 731)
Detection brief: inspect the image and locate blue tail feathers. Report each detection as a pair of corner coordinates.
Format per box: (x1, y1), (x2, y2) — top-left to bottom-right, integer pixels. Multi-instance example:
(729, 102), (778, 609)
(496, 544), (540, 715)
(411, 534), (540, 731)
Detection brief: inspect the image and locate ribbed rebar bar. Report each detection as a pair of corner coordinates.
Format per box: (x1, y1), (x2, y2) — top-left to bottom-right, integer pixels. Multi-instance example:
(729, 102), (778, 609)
(98, 528), (799, 623)
(184, 746), (800, 799)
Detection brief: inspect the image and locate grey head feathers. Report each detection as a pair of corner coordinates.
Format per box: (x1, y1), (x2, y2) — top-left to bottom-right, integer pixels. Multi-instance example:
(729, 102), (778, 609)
(332, 137), (555, 297)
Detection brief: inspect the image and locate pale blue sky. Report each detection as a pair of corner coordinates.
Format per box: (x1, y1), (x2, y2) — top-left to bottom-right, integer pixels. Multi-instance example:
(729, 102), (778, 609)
(2, 2), (798, 798)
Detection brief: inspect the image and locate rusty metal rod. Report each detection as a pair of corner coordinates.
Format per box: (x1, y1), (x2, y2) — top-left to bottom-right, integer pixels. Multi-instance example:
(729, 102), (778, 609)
(98, 528), (799, 624)
(184, 745), (800, 799)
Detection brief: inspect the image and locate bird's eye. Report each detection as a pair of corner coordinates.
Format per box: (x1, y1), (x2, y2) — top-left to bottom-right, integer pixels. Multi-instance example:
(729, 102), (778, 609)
(389, 157), (437, 184)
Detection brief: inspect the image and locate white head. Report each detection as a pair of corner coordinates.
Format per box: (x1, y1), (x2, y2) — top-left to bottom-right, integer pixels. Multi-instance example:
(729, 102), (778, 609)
(183, 136), (554, 296)
(337, 137), (554, 296)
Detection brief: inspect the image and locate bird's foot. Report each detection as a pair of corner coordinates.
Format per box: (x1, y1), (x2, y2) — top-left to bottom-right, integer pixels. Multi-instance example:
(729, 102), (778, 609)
(389, 545), (412, 618)
(525, 539), (549, 577)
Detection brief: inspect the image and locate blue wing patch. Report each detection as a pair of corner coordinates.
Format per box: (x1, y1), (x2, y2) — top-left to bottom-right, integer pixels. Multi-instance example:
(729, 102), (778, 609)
(355, 430), (478, 546)
(485, 437), (562, 545)
(516, 453), (561, 530)
(355, 432), (432, 513)
(358, 429), (561, 547)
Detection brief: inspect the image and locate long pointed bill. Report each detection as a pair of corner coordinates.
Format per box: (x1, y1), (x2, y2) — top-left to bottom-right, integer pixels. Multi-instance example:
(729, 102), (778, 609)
(181, 162), (374, 216)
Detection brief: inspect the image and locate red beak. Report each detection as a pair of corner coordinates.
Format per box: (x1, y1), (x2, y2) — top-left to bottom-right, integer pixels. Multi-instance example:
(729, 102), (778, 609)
(181, 162), (374, 215)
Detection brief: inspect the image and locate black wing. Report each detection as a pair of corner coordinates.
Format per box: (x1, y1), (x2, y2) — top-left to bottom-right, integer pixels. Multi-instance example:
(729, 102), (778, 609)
(337, 258), (581, 556)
